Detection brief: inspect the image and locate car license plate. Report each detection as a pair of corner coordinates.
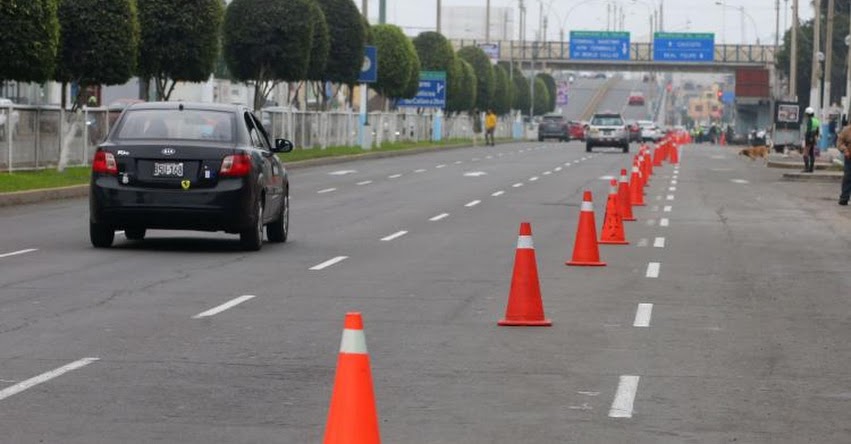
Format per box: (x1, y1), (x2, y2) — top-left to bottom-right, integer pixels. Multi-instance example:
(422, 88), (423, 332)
(153, 162), (184, 178)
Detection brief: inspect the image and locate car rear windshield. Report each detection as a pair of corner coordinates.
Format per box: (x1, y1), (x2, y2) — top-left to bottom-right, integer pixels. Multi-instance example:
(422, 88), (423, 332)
(116, 109), (236, 142)
(543, 116), (564, 122)
(591, 115), (624, 126)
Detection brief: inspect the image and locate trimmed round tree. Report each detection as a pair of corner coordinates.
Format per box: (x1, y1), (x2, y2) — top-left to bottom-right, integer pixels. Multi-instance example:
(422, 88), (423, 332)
(306, 0), (330, 81)
(456, 46), (495, 111)
(533, 77), (550, 116)
(138, 0), (224, 100)
(412, 32), (455, 72)
(512, 70), (530, 115)
(371, 24), (418, 100)
(55, 0), (139, 103)
(492, 64), (513, 115)
(316, 0), (365, 85)
(536, 72), (557, 113)
(447, 58), (476, 113)
(224, 0), (314, 110)
(402, 52), (421, 100)
(0, 0), (59, 83)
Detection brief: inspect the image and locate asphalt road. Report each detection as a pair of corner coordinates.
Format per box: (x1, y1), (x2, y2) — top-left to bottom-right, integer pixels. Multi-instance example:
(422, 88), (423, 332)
(561, 78), (607, 120)
(2, 141), (851, 443)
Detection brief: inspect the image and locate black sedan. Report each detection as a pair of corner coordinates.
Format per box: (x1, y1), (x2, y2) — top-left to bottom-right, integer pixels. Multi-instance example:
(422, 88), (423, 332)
(89, 102), (293, 251)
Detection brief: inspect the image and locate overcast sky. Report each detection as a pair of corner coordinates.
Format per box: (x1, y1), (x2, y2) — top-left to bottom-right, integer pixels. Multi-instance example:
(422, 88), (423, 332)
(364, 0), (817, 45)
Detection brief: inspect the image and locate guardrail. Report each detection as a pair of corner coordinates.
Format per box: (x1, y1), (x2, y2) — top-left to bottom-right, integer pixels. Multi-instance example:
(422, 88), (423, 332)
(450, 40), (776, 67)
(0, 105), (513, 172)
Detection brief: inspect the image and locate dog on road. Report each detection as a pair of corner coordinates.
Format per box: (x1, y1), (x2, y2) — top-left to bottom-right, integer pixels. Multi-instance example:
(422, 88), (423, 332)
(739, 145), (770, 161)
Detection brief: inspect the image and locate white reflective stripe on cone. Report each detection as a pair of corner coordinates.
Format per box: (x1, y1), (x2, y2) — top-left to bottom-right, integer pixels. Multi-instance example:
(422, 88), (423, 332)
(620, 175), (629, 183)
(581, 201), (594, 211)
(632, 166), (639, 173)
(516, 235), (534, 249)
(340, 329), (368, 354)
(609, 185), (618, 194)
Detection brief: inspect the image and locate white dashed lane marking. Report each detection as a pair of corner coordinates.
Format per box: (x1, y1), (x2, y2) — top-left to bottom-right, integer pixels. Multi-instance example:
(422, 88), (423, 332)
(491, 191), (505, 197)
(429, 213), (449, 221)
(389, 174), (402, 179)
(646, 262), (660, 278)
(436, 164), (446, 169)
(193, 295), (257, 319)
(660, 218), (670, 227)
(0, 248), (38, 259)
(529, 176), (539, 181)
(465, 200), (481, 207)
(414, 169), (426, 173)
(512, 183), (524, 188)
(317, 188), (336, 194)
(0, 358), (100, 402)
(609, 375), (640, 418)
(381, 230), (408, 241)
(357, 180), (373, 186)
(309, 256), (349, 271)
(633, 303), (654, 327)
(663, 205), (672, 212)
(653, 237), (665, 248)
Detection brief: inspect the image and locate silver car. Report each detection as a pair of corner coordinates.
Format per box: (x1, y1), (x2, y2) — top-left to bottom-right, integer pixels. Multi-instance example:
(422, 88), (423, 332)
(586, 112), (629, 153)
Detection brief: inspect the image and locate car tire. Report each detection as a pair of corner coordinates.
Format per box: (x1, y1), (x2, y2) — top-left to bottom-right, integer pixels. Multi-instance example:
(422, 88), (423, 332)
(240, 199), (264, 251)
(90, 221), (115, 248)
(266, 193), (288, 243)
(125, 228), (146, 240)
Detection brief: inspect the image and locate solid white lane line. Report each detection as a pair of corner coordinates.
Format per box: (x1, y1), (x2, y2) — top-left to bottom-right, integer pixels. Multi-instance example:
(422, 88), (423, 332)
(193, 295), (256, 319)
(388, 174), (402, 179)
(381, 230), (408, 241)
(414, 169), (427, 173)
(633, 303), (654, 327)
(309, 256), (349, 271)
(512, 183), (524, 188)
(660, 218), (670, 227)
(554, 167), (563, 172)
(356, 180), (373, 186)
(429, 213), (449, 221)
(465, 200), (481, 207)
(529, 176), (539, 181)
(0, 248), (38, 259)
(663, 205), (672, 212)
(653, 237), (666, 248)
(436, 164), (447, 169)
(491, 190), (505, 197)
(609, 375), (640, 418)
(0, 357), (99, 402)
(317, 188), (337, 194)
(646, 262), (660, 278)
(666, 195), (675, 201)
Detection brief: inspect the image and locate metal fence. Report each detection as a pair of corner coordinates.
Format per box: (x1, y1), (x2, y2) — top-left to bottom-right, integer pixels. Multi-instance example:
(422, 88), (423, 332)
(0, 106), (514, 171)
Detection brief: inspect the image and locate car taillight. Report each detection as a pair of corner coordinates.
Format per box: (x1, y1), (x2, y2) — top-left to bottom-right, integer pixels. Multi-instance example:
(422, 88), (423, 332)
(220, 153), (252, 177)
(92, 150), (118, 175)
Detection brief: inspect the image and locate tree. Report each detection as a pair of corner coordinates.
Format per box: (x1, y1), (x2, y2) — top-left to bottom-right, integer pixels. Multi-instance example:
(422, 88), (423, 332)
(224, 0), (314, 110)
(371, 24), (419, 100)
(137, 0), (224, 101)
(536, 72), (557, 113)
(457, 46), (495, 110)
(402, 53), (421, 100)
(533, 77), (550, 116)
(306, 0), (330, 81)
(413, 32), (455, 72)
(448, 58), (476, 113)
(492, 64), (513, 115)
(512, 69), (530, 114)
(55, 0), (139, 104)
(0, 0), (59, 83)
(316, 0), (365, 85)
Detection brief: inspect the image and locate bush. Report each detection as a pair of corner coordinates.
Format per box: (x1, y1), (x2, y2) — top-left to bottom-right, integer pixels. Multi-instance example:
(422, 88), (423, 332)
(0, 0), (59, 83)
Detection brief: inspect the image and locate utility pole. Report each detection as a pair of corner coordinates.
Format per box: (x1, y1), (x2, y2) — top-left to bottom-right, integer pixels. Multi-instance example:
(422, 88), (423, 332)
(519, 0), (525, 44)
(791, 0), (798, 98)
(824, 0), (835, 115)
(775, 0), (781, 98)
(845, 2), (851, 120)
(809, 0), (821, 115)
(659, 0), (664, 31)
(379, 0), (386, 24)
(486, 0), (491, 42)
(362, 0), (367, 21)
(436, 0), (441, 33)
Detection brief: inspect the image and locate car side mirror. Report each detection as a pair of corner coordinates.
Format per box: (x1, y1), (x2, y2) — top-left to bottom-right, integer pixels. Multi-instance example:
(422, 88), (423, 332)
(273, 138), (294, 153)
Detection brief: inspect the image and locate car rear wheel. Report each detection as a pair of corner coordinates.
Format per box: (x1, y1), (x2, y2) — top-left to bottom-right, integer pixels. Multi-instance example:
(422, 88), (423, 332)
(267, 193), (288, 243)
(240, 199), (264, 251)
(90, 221), (115, 248)
(125, 228), (146, 240)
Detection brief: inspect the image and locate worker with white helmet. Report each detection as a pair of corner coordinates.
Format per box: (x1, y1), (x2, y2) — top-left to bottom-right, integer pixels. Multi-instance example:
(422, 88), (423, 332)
(802, 107), (820, 173)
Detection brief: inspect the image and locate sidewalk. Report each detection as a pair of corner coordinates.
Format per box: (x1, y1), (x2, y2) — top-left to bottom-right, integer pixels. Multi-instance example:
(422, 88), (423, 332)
(767, 150), (844, 182)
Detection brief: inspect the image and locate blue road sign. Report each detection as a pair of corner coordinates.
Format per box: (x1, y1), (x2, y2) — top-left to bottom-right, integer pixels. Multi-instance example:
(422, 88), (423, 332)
(397, 71), (446, 109)
(569, 31), (630, 61)
(358, 45), (377, 83)
(653, 33), (714, 62)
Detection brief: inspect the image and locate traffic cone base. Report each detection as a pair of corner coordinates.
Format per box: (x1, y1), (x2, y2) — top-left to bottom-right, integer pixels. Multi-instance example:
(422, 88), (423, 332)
(499, 222), (552, 327)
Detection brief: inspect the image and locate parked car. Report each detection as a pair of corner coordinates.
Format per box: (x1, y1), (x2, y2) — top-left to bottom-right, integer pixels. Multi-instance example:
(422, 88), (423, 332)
(637, 120), (663, 142)
(89, 102), (294, 251)
(567, 120), (586, 141)
(586, 112), (629, 152)
(628, 91), (645, 106)
(537, 113), (570, 142)
(0, 98), (20, 139)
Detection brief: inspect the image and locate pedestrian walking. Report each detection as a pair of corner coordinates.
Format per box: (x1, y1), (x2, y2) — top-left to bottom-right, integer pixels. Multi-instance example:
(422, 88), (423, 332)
(485, 109), (497, 146)
(802, 107), (821, 173)
(836, 122), (851, 205)
(471, 108), (482, 147)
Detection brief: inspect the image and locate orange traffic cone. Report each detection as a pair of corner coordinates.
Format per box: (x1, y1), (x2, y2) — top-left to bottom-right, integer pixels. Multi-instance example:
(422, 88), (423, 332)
(618, 168), (635, 221)
(567, 191), (606, 266)
(644, 147), (654, 178)
(600, 179), (628, 245)
(499, 222), (551, 326)
(653, 145), (663, 167)
(671, 144), (680, 165)
(630, 163), (645, 206)
(640, 152), (651, 187)
(324, 312), (381, 444)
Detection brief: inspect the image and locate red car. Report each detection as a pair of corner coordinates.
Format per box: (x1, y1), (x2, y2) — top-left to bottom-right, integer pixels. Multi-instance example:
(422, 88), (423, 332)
(567, 120), (585, 141)
(628, 91), (645, 106)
